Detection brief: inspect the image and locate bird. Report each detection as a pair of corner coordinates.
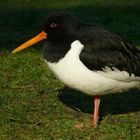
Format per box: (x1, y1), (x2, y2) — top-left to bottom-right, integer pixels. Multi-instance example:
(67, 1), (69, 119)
(12, 12), (140, 128)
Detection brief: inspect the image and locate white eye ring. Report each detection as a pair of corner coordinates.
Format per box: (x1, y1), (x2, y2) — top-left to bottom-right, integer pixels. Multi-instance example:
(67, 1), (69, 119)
(51, 23), (57, 28)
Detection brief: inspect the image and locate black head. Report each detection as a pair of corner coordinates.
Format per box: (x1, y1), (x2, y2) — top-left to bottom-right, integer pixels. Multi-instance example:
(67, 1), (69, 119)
(11, 12), (83, 54)
(43, 12), (82, 43)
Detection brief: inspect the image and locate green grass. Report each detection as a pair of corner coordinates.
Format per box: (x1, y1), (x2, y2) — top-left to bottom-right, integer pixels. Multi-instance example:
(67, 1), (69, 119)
(0, 0), (140, 139)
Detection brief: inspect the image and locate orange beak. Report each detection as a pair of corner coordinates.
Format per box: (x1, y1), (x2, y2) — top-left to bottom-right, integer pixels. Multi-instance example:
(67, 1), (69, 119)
(11, 31), (47, 54)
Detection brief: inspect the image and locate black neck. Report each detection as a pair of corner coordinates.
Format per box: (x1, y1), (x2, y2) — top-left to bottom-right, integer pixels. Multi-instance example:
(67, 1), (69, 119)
(43, 41), (72, 63)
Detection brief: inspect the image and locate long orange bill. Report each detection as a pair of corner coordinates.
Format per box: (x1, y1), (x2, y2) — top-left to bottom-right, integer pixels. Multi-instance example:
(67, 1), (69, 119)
(11, 31), (47, 54)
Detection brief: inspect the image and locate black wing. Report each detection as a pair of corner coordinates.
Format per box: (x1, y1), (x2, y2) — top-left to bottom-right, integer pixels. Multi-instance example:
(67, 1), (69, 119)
(79, 27), (140, 76)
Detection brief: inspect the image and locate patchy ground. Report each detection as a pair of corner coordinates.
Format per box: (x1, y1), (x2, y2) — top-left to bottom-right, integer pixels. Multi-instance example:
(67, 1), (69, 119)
(0, 0), (140, 139)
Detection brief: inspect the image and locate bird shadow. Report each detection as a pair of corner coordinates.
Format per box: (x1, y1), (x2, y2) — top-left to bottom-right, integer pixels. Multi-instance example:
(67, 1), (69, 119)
(58, 87), (140, 118)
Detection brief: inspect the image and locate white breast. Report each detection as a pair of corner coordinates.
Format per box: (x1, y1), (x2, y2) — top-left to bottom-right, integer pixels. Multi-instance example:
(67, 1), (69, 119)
(45, 40), (139, 96)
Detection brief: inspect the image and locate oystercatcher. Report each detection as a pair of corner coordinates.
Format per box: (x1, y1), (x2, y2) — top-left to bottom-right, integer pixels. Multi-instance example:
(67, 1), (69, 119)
(12, 12), (140, 128)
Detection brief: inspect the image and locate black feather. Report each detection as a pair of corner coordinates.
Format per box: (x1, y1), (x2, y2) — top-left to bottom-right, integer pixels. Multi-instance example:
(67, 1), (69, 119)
(79, 27), (140, 76)
(43, 12), (140, 77)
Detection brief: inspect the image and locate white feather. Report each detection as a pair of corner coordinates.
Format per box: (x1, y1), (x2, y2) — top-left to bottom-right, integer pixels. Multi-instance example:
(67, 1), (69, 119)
(97, 66), (140, 82)
(45, 40), (140, 96)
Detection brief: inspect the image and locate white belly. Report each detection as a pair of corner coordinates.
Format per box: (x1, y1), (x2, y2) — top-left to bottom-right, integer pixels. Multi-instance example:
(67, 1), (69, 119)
(45, 40), (139, 96)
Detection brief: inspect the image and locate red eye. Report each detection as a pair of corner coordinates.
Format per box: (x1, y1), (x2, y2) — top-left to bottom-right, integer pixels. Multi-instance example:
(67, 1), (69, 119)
(51, 23), (57, 28)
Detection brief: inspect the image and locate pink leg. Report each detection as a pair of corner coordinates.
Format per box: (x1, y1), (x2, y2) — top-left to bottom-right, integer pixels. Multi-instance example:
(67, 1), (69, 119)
(93, 96), (100, 128)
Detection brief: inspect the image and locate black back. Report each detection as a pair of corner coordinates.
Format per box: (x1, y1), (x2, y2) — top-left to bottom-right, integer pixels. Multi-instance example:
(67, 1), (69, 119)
(43, 12), (140, 77)
(79, 27), (140, 76)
